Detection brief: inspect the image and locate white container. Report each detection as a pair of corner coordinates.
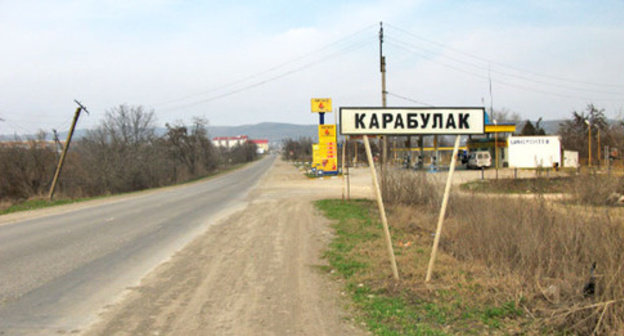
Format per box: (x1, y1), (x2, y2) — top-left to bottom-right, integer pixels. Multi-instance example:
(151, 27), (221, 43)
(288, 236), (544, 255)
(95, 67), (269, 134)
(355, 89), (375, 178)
(508, 136), (561, 168)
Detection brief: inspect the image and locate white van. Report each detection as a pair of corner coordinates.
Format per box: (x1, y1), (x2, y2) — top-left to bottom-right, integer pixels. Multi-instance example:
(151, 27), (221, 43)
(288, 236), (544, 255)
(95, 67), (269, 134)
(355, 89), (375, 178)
(467, 151), (492, 169)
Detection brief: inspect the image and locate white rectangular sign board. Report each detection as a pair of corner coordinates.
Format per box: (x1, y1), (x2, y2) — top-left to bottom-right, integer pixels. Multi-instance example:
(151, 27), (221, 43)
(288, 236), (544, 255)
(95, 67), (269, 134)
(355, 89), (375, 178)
(339, 107), (485, 135)
(563, 150), (579, 168)
(508, 135), (562, 168)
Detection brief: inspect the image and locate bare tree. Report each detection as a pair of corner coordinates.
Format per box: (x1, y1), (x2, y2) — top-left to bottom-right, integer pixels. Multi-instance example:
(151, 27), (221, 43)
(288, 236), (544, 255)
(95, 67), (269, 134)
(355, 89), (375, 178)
(165, 118), (217, 178)
(559, 104), (608, 160)
(76, 105), (159, 194)
(491, 108), (521, 123)
(0, 132), (57, 200)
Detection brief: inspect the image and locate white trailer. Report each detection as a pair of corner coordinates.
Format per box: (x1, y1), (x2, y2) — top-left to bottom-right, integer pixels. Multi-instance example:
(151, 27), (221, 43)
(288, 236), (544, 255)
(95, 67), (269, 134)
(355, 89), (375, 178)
(508, 136), (561, 168)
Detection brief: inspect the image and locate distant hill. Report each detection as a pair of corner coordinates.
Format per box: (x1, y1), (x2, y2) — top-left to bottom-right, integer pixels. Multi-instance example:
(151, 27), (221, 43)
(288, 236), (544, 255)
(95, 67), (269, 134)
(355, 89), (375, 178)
(207, 122), (317, 144)
(1, 119), (611, 143)
(0, 122), (319, 144)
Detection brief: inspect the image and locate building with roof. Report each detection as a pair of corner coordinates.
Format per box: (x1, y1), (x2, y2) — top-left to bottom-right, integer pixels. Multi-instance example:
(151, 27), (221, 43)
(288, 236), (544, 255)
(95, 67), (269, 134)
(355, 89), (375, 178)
(212, 135), (269, 154)
(466, 114), (517, 168)
(249, 139), (269, 154)
(212, 135), (248, 149)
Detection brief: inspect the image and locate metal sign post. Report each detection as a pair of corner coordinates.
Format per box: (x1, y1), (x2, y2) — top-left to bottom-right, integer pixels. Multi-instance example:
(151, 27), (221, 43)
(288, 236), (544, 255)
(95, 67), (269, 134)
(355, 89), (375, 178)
(340, 106), (485, 282)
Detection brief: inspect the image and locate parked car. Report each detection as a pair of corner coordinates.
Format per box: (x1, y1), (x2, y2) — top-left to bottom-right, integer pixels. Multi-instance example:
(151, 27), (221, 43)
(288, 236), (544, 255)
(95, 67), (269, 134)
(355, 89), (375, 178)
(466, 150), (491, 169)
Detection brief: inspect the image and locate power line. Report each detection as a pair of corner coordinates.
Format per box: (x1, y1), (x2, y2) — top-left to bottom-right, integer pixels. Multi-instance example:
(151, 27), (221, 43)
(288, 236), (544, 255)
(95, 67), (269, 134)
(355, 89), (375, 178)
(156, 24), (377, 107)
(159, 37), (373, 111)
(386, 23), (624, 89)
(386, 36), (623, 97)
(386, 92), (434, 106)
(386, 40), (624, 103)
(2, 119), (31, 135)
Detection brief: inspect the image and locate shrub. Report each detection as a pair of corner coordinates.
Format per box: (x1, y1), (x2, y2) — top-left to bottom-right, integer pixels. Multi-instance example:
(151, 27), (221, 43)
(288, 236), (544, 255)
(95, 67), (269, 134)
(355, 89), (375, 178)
(381, 169), (440, 208)
(381, 169), (624, 334)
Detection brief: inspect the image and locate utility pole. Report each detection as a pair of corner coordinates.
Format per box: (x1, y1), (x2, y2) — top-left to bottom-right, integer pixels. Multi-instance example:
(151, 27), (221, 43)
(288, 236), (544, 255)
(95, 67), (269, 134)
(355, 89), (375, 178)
(48, 100), (89, 200)
(379, 21), (388, 167)
(585, 119), (591, 167)
(52, 129), (63, 152)
(489, 66), (498, 178)
(588, 125), (592, 167)
(597, 128), (601, 166)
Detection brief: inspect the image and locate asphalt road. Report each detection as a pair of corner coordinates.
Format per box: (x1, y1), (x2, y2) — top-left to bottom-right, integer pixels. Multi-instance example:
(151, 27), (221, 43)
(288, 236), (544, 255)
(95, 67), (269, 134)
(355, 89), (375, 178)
(0, 156), (275, 335)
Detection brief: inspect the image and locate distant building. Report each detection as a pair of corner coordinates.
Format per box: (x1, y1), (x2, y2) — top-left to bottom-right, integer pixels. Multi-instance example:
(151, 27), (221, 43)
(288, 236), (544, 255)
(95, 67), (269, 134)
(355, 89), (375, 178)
(212, 135), (248, 149)
(249, 139), (269, 154)
(212, 135), (270, 154)
(466, 120), (516, 167)
(0, 139), (63, 150)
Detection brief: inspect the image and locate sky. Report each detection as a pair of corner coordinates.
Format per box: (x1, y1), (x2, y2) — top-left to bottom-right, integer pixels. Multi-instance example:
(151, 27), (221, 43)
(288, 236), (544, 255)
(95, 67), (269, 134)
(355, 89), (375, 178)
(1, 0), (623, 135)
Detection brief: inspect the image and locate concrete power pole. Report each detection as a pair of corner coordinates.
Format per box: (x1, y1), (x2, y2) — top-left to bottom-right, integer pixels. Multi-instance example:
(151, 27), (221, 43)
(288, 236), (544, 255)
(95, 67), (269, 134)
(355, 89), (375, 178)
(48, 100), (89, 200)
(380, 22), (388, 167)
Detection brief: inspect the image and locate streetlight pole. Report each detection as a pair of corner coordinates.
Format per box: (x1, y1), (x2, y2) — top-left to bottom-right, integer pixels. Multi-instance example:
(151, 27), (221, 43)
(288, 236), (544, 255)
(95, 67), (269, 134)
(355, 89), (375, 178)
(585, 119), (591, 167)
(597, 128), (601, 166)
(494, 119), (498, 179)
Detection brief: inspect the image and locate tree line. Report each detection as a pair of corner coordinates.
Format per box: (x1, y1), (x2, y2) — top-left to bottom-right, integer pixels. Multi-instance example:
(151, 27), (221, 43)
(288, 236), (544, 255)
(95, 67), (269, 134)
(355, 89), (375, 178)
(280, 104), (624, 166)
(0, 105), (258, 203)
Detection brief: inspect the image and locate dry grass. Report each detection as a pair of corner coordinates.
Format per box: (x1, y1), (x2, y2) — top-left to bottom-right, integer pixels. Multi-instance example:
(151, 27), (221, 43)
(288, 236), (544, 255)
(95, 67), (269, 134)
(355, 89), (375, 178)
(379, 169), (624, 334)
(569, 172), (624, 206)
(381, 169), (441, 208)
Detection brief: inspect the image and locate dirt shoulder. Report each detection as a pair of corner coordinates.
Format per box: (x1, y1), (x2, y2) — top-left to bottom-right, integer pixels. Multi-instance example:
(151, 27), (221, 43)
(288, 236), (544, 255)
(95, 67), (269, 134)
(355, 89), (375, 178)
(85, 159), (373, 336)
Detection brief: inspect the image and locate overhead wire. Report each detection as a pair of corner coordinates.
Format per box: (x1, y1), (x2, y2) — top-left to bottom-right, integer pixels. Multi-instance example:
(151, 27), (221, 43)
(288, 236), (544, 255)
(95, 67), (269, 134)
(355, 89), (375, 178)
(385, 23), (624, 89)
(386, 92), (434, 106)
(52, 116), (73, 133)
(158, 36), (374, 112)
(385, 39), (623, 103)
(2, 118), (32, 135)
(386, 36), (623, 97)
(155, 24), (377, 108)
(0, 106), (74, 136)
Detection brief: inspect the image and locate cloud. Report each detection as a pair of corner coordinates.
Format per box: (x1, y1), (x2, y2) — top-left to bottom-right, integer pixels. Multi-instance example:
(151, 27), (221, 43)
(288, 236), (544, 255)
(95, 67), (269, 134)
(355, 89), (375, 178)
(0, 0), (623, 135)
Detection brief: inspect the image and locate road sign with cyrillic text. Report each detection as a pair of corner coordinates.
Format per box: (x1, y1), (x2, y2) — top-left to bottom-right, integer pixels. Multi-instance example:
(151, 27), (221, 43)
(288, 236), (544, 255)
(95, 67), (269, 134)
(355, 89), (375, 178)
(339, 107), (485, 135)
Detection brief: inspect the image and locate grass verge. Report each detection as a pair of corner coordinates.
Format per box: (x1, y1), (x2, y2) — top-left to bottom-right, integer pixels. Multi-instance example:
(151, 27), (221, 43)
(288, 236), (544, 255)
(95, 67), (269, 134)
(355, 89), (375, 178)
(0, 197), (93, 216)
(315, 199), (529, 335)
(336, 168), (624, 334)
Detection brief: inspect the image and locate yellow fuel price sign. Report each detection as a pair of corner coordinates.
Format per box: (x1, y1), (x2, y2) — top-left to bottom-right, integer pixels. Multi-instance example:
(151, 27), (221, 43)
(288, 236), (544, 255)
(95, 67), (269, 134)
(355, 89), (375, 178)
(317, 124), (338, 172)
(312, 143), (321, 168)
(311, 98), (332, 113)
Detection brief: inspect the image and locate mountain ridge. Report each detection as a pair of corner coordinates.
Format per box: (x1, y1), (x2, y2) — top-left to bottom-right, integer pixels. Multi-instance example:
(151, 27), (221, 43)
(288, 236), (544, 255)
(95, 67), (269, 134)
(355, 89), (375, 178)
(0, 119), (609, 143)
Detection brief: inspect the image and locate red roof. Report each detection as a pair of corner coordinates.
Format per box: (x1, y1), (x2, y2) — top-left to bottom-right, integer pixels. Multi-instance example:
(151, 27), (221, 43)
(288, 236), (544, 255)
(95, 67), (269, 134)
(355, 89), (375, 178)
(250, 139), (268, 144)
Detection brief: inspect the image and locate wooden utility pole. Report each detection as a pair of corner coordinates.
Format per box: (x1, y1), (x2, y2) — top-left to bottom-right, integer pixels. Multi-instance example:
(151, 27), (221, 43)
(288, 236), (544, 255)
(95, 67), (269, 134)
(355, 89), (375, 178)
(48, 100), (89, 200)
(345, 137), (351, 200)
(426, 135), (461, 282)
(341, 139), (346, 201)
(363, 134), (399, 280)
(52, 129), (63, 152)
